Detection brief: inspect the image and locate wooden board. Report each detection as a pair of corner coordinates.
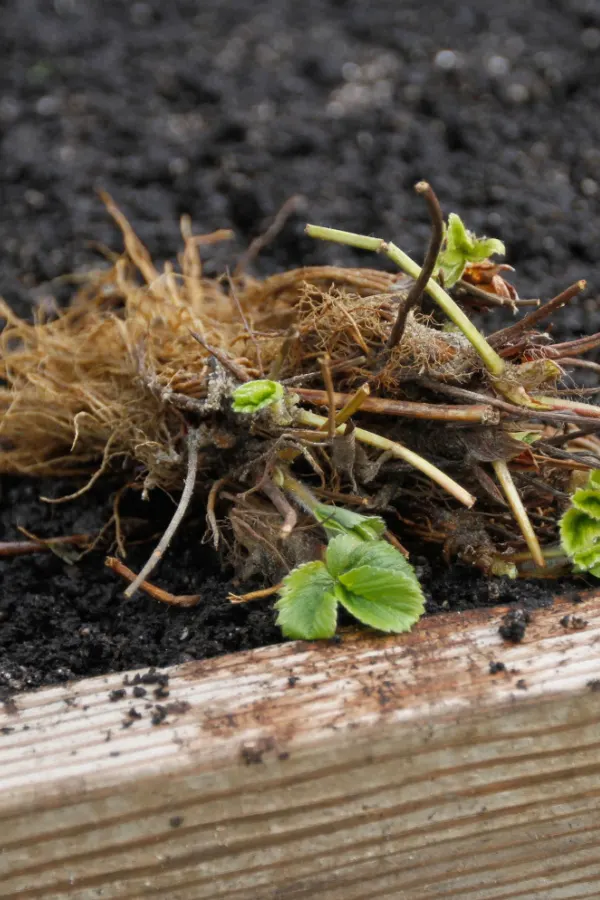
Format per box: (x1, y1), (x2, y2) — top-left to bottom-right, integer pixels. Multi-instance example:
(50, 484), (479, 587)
(1, 593), (600, 900)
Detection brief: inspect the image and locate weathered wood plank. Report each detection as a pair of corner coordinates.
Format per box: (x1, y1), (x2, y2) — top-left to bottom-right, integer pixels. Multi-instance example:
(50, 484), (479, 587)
(1, 594), (599, 899)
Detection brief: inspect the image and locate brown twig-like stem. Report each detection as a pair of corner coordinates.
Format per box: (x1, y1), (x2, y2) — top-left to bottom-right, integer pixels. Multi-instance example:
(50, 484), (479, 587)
(189, 330), (250, 383)
(281, 355), (367, 386)
(234, 195), (303, 276)
(416, 377), (600, 430)
(294, 388), (498, 424)
(106, 557), (201, 606)
(261, 478), (298, 539)
(544, 425), (600, 448)
(456, 280), (540, 309)
(488, 281), (586, 348)
(540, 331), (600, 359)
(319, 356), (336, 439)
(387, 181), (444, 349)
(531, 395), (600, 419)
(124, 428), (201, 598)
(0, 534), (91, 557)
(492, 460), (545, 568)
(558, 357), (600, 375)
(206, 476), (228, 550)
(228, 583), (282, 604)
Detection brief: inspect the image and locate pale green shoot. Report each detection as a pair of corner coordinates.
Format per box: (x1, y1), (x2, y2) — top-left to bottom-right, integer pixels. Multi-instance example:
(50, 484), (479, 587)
(232, 379), (284, 414)
(436, 213), (505, 288)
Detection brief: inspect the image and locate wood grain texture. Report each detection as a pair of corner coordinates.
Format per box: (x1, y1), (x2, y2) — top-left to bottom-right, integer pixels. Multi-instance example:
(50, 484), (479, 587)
(1, 594), (600, 899)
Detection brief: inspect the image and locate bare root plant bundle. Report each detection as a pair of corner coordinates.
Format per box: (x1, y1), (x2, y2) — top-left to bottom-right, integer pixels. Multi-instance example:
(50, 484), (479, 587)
(2, 184), (599, 637)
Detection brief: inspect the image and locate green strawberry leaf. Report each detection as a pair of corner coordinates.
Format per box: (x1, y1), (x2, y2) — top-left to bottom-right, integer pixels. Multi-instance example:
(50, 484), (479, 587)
(274, 561), (337, 640)
(232, 379), (284, 414)
(343, 538), (416, 575)
(325, 533), (364, 579)
(336, 565), (425, 633)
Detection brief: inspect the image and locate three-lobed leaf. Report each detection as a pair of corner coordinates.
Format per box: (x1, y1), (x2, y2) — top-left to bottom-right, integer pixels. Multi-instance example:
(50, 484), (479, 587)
(232, 379), (284, 414)
(277, 531), (425, 641)
(436, 213), (505, 289)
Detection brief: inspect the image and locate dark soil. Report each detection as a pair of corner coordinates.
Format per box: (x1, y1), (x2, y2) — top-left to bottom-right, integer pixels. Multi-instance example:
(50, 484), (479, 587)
(1, 0), (599, 693)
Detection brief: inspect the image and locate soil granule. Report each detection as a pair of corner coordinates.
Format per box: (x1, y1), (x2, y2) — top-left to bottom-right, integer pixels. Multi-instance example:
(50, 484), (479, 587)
(1, 0), (599, 693)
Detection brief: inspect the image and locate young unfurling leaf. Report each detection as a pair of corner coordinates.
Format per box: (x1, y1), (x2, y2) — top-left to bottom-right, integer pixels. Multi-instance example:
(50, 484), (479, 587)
(232, 379), (284, 414)
(313, 503), (386, 541)
(560, 470), (600, 576)
(436, 213), (505, 289)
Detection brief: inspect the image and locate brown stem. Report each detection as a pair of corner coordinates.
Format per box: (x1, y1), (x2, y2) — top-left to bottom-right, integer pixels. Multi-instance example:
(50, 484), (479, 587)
(206, 476), (228, 550)
(557, 357), (600, 375)
(539, 332), (600, 359)
(319, 355), (336, 439)
(415, 377), (600, 430)
(189, 330), (250, 382)
(294, 387), (498, 424)
(543, 425), (600, 448)
(105, 557), (201, 607)
(456, 280), (540, 309)
(261, 478), (298, 539)
(488, 281), (586, 348)
(0, 534), (91, 557)
(387, 181), (444, 349)
(228, 583), (282, 604)
(281, 355), (367, 386)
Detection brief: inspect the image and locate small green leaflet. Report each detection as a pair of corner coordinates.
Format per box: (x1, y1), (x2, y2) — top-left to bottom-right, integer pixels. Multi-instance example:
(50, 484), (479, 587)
(560, 469), (600, 576)
(275, 561), (338, 640)
(313, 503), (386, 541)
(436, 213), (505, 289)
(275, 533), (425, 640)
(231, 379), (284, 414)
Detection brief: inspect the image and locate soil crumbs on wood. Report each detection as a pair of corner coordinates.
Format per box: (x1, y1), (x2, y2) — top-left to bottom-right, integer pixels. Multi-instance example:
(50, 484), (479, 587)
(2, 0), (599, 693)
